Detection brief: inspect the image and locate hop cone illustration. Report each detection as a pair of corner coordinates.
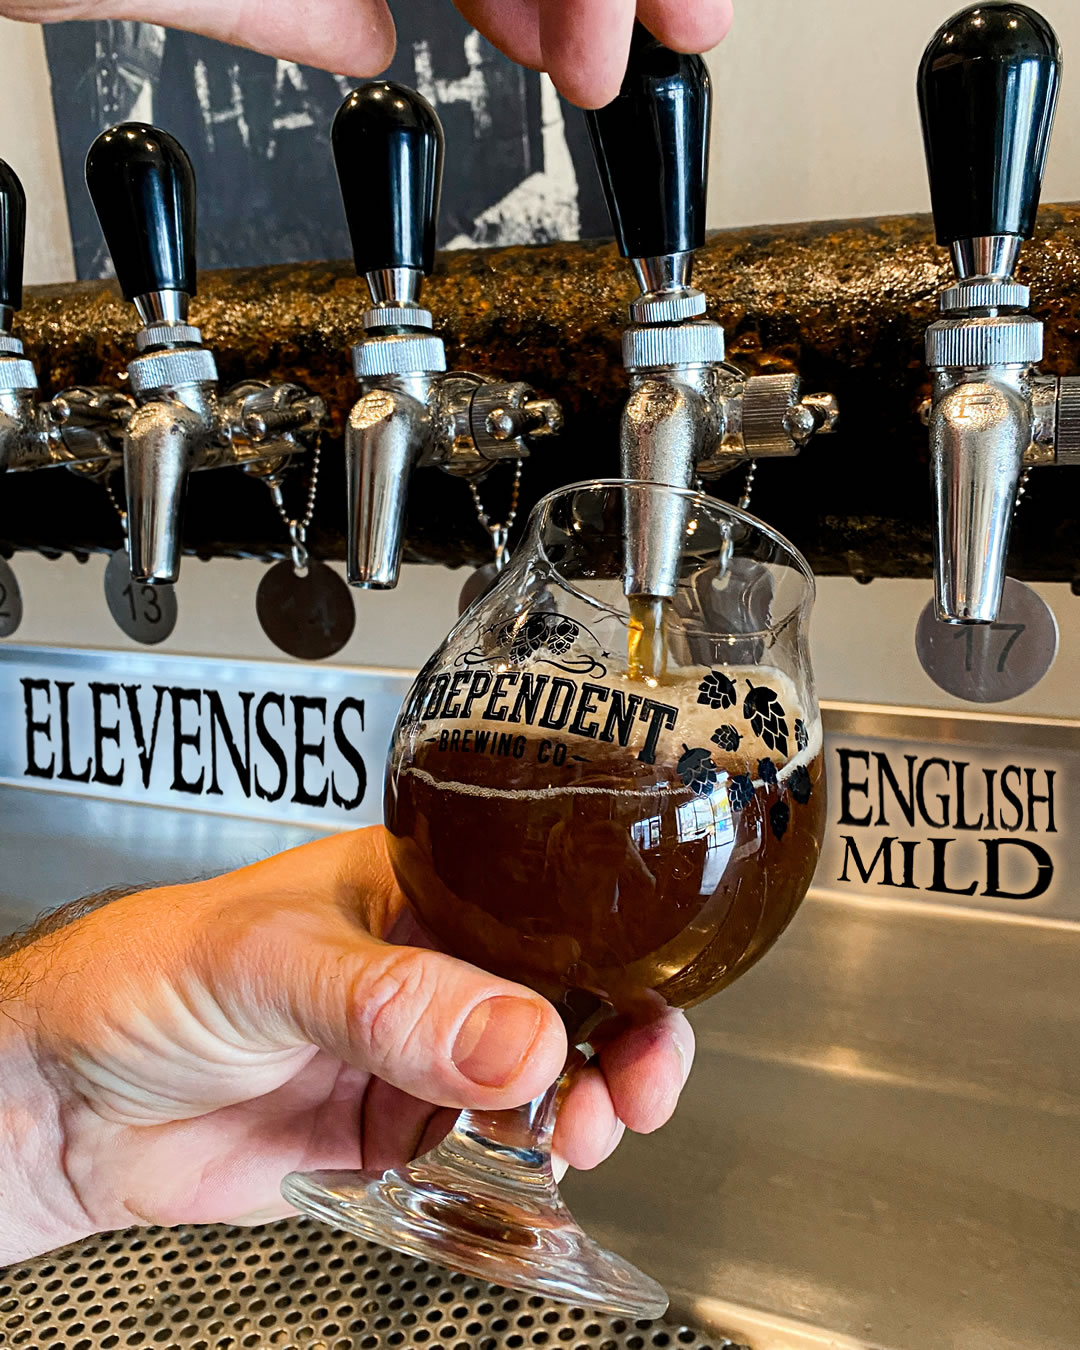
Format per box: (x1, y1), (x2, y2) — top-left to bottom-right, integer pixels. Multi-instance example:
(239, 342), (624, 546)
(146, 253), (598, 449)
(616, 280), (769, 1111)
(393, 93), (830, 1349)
(677, 745), (719, 797)
(711, 724), (742, 752)
(770, 799), (791, 840)
(728, 773), (755, 811)
(789, 764), (813, 805)
(795, 718), (809, 753)
(500, 613), (581, 665)
(745, 682), (789, 756)
(758, 757), (778, 786)
(697, 670), (737, 710)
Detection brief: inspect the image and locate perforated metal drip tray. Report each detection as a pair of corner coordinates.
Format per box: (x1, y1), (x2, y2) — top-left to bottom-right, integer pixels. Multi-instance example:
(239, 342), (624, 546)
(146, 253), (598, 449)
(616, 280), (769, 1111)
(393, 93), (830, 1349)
(0, 1217), (747, 1350)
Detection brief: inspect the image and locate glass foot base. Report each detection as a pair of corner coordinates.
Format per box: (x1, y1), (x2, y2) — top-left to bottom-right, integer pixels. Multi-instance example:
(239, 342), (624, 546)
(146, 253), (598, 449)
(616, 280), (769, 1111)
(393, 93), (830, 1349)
(281, 1163), (668, 1319)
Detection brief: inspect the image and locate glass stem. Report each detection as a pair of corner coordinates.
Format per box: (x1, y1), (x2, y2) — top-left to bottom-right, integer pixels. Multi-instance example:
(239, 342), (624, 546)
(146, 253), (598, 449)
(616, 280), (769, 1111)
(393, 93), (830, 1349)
(413, 1078), (571, 1226)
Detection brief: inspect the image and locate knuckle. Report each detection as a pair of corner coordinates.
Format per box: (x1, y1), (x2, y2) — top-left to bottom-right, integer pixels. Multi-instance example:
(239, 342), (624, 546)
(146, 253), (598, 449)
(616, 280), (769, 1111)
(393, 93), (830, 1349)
(349, 947), (443, 1067)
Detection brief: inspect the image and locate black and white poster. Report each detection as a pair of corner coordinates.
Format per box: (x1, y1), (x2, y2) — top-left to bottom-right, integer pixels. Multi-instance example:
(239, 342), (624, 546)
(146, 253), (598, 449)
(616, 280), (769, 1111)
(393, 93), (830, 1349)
(43, 12), (609, 278)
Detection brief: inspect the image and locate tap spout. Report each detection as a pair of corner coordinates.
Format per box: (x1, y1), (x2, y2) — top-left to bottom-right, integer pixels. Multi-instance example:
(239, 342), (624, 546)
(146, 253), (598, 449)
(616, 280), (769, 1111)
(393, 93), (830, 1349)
(124, 398), (207, 583)
(929, 378), (1029, 624)
(620, 376), (708, 598)
(346, 384), (429, 588)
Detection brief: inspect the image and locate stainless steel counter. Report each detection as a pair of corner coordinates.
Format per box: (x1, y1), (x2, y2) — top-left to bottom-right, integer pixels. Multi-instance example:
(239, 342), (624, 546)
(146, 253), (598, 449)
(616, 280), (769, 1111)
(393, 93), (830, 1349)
(0, 784), (328, 935)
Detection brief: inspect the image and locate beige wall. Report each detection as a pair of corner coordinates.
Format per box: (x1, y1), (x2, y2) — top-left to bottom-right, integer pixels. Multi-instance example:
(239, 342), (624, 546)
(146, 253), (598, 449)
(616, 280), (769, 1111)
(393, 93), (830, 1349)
(707, 0), (1080, 228)
(4, 5), (1080, 717)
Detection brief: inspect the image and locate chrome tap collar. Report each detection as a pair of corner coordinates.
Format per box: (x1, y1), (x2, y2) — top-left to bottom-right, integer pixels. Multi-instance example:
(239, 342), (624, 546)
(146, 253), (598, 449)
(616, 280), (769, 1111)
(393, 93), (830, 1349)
(0, 357), (38, 392)
(939, 280), (1030, 312)
(353, 333), (447, 379)
(925, 315), (1043, 369)
(622, 320), (725, 371)
(629, 289), (707, 324)
(0, 332), (24, 356)
(362, 304), (434, 331)
(135, 321), (204, 351)
(127, 346), (219, 395)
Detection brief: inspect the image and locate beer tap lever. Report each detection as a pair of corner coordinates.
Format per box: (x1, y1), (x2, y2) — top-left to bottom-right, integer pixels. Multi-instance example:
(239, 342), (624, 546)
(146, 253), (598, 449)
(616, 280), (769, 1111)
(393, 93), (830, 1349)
(84, 123), (325, 583)
(333, 82), (562, 590)
(0, 160), (129, 480)
(586, 24), (837, 599)
(918, 2), (1071, 624)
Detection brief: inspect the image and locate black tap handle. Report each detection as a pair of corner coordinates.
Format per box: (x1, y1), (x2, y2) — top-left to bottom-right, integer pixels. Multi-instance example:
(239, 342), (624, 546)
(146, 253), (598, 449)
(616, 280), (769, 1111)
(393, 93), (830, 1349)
(332, 82), (444, 277)
(918, 3), (1061, 245)
(585, 22), (711, 261)
(84, 122), (197, 301)
(0, 159), (26, 313)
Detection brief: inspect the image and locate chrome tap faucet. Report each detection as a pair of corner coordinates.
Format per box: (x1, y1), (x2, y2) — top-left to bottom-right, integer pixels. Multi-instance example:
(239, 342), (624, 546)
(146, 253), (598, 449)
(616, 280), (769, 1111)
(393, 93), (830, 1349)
(918, 3), (1078, 624)
(0, 160), (129, 481)
(84, 123), (325, 584)
(331, 82), (562, 590)
(585, 24), (837, 599)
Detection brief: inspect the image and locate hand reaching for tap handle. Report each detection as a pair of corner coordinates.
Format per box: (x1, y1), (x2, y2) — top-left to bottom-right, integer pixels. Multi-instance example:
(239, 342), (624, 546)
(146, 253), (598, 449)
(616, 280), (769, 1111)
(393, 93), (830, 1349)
(0, 1), (733, 108)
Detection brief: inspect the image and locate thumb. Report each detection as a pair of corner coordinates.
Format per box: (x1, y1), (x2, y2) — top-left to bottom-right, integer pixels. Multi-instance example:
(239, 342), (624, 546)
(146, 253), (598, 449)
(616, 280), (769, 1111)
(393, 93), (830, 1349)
(265, 931), (568, 1110)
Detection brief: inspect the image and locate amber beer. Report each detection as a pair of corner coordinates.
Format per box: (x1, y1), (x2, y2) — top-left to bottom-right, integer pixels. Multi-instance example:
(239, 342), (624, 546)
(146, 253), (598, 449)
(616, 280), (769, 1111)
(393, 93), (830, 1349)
(387, 667), (825, 1029)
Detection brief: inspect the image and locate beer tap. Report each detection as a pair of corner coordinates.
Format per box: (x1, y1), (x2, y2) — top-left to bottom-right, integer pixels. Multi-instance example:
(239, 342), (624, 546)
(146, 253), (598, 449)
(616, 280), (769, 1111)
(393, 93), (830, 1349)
(918, 2), (1075, 624)
(585, 24), (837, 599)
(332, 82), (562, 589)
(84, 123), (325, 583)
(0, 160), (128, 480)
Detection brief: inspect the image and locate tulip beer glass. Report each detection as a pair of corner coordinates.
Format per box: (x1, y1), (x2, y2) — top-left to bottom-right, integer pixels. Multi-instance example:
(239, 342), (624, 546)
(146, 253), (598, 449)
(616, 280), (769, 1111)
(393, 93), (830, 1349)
(284, 481), (826, 1316)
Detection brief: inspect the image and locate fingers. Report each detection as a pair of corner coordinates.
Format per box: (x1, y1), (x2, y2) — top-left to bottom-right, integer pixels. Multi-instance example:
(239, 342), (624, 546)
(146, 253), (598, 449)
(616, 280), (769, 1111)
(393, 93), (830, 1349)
(596, 1008), (694, 1134)
(239, 915), (567, 1112)
(99, 0), (396, 77)
(554, 1010), (693, 1169)
(538, 0), (637, 108)
(454, 0), (543, 69)
(636, 0), (734, 53)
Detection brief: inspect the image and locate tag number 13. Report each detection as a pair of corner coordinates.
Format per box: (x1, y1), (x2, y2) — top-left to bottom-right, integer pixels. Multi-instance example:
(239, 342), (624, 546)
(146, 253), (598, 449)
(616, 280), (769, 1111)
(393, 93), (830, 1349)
(122, 581), (163, 625)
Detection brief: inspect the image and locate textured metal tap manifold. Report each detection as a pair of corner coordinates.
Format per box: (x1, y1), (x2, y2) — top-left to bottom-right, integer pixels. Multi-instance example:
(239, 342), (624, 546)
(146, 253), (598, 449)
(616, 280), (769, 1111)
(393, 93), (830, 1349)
(7, 205), (1080, 584)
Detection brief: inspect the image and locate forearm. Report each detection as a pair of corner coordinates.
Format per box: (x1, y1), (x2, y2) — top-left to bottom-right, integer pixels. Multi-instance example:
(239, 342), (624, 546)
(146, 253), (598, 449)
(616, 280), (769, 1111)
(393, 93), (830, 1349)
(0, 983), (93, 1263)
(0, 889), (142, 1263)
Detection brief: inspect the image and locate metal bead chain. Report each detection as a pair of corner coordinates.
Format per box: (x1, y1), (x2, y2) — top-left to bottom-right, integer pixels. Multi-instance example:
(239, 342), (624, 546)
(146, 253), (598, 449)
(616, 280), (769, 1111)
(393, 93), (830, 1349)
(1013, 467), (1032, 520)
(468, 458), (523, 570)
(104, 478), (127, 532)
(738, 459), (758, 513)
(265, 432), (323, 573)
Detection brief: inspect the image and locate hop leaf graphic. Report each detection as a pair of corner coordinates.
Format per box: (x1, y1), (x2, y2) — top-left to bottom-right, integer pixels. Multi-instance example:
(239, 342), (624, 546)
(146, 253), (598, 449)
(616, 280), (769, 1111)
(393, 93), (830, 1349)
(770, 800), (791, 840)
(728, 773), (755, 811)
(789, 764), (813, 805)
(677, 745), (719, 797)
(711, 724), (742, 752)
(697, 670), (737, 710)
(744, 682), (789, 756)
(499, 613), (581, 665)
(758, 757), (778, 786)
(795, 718), (809, 753)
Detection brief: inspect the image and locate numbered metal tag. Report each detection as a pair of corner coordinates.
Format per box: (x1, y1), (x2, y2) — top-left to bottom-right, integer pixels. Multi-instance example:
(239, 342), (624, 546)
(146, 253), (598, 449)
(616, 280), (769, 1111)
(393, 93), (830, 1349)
(104, 548), (178, 645)
(458, 562), (502, 615)
(0, 556), (23, 638)
(256, 559), (356, 660)
(916, 577), (1058, 702)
